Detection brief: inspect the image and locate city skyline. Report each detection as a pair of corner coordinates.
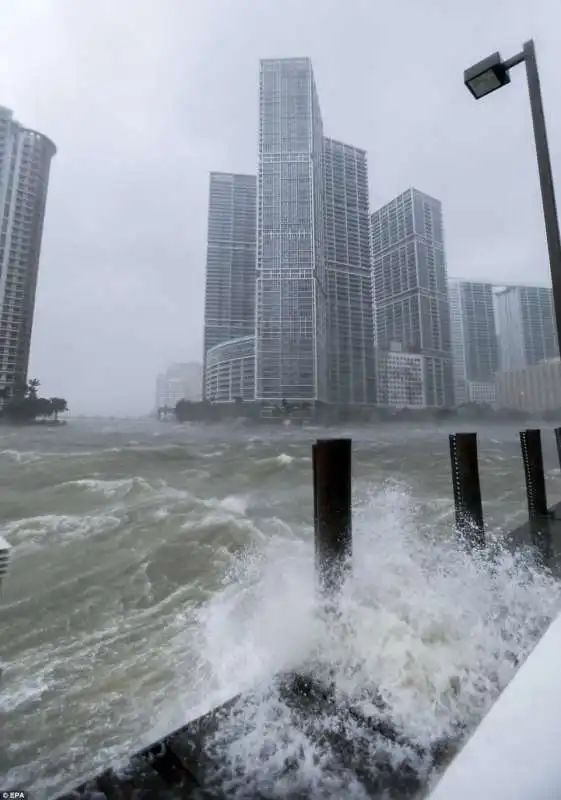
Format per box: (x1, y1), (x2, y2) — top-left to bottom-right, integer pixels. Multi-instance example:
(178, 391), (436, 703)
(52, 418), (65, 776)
(3, 2), (561, 414)
(197, 56), (561, 413)
(2, 73), (555, 415)
(201, 58), (385, 410)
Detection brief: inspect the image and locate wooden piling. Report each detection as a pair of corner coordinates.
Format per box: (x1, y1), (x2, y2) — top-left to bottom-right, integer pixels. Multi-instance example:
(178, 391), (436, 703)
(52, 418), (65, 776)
(449, 432), (485, 548)
(520, 429), (548, 520)
(313, 438), (352, 597)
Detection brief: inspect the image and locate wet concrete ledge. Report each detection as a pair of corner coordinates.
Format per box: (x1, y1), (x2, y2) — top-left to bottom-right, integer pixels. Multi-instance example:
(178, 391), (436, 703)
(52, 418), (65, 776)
(46, 672), (462, 800)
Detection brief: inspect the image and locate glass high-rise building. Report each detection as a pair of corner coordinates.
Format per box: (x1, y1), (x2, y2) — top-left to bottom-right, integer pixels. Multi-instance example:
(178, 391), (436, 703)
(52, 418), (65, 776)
(323, 137), (376, 404)
(495, 284), (558, 372)
(371, 188), (454, 407)
(0, 106), (56, 401)
(449, 279), (498, 405)
(255, 58), (328, 403)
(202, 172), (256, 398)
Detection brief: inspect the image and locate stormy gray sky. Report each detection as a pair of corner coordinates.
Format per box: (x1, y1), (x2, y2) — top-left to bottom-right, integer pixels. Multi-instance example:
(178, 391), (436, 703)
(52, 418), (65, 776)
(1, 0), (559, 415)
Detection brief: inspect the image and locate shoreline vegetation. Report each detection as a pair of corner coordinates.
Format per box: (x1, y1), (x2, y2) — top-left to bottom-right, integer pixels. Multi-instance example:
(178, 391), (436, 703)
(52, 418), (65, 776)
(160, 398), (561, 426)
(0, 378), (68, 426)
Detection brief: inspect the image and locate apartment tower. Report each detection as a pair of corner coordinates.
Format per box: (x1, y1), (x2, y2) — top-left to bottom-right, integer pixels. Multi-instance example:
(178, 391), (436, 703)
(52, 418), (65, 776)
(0, 106), (56, 400)
(255, 58), (328, 403)
(495, 284), (558, 372)
(202, 172), (256, 398)
(371, 188), (454, 407)
(448, 279), (498, 405)
(323, 137), (376, 404)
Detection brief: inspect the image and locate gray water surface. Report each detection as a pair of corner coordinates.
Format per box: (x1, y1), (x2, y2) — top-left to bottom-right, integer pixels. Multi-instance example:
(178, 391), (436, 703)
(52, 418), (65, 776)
(2, 420), (560, 797)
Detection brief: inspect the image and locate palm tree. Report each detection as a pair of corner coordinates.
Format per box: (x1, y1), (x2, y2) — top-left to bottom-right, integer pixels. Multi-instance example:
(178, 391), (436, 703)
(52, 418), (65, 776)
(27, 378), (40, 399)
(49, 397), (68, 421)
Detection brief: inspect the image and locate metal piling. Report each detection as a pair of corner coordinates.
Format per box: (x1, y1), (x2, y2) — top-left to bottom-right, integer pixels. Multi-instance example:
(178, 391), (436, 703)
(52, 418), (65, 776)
(449, 432), (485, 548)
(312, 438), (353, 598)
(520, 428), (549, 521)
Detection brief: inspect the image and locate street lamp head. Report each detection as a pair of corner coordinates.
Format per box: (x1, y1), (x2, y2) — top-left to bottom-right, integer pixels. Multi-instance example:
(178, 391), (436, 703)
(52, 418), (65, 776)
(464, 52), (511, 99)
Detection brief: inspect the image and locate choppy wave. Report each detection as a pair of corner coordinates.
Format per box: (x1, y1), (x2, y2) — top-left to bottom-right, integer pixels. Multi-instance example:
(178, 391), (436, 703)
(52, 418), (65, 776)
(1, 423), (561, 797)
(1, 448), (43, 464)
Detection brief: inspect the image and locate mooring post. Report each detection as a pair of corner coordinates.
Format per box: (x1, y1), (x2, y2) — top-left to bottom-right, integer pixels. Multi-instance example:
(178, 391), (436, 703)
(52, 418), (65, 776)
(312, 441), (319, 531)
(313, 438), (352, 598)
(520, 429), (549, 520)
(449, 432), (485, 548)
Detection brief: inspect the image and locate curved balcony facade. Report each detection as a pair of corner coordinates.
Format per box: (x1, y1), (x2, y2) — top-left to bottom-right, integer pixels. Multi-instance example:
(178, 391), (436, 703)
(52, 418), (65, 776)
(205, 335), (255, 403)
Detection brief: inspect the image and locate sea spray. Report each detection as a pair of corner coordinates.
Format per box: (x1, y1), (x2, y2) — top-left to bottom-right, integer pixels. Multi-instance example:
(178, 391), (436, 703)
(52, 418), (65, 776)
(182, 483), (561, 797)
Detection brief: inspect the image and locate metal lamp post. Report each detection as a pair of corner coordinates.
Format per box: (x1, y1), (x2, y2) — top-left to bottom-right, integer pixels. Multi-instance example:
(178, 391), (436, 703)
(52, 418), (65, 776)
(464, 40), (561, 351)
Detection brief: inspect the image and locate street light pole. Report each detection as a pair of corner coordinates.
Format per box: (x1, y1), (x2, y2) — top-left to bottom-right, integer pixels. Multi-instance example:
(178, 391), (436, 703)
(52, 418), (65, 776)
(521, 40), (561, 350)
(464, 39), (561, 352)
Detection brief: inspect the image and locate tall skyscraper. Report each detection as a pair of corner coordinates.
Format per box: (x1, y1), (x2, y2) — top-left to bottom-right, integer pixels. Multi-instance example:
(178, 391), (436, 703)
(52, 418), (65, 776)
(255, 58), (328, 403)
(495, 284), (558, 372)
(202, 172), (256, 396)
(323, 137), (375, 404)
(448, 279), (498, 405)
(0, 106), (56, 400)
(371, 188), (454, 407)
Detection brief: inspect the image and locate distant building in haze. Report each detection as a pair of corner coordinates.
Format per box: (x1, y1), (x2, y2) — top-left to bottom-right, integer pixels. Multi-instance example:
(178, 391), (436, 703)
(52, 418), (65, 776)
(255, 58), (328, 404)
(494, 284), (558, 372)
(156, 362), (202, 409)
(0, 106), (56, 401)
(323, 137), (376, 405)
(371, 188), (454, 408)
(448, 279), (498, 405)
(496, 358), (561, 413)
(202, 172), (256, 398)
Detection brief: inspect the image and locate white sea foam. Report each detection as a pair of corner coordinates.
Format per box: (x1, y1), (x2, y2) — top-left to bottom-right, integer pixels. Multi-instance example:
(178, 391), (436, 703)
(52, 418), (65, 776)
(57, 476), (154, 498)
(165, 484), (561, 797)
(200, 449), (226, 459)
(218, 495), (250, 516)
(254, 452), (295, 470)
(0, 448), (42, 464)
(2, 512), (122, 554)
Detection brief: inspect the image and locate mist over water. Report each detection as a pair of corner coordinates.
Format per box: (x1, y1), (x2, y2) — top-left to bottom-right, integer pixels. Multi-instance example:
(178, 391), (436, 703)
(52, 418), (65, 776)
(2, 420), (561, 798)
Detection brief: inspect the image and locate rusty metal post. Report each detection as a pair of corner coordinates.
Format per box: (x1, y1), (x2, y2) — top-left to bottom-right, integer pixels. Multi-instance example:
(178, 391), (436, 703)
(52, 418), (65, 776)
(313, 438), (352, 597)
(520, 429), (548, 520)
(554, 427), (561, 471)
(449, 432), (485, 548)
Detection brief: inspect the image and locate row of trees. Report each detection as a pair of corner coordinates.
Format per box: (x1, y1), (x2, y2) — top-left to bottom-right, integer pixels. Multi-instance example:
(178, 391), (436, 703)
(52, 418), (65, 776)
(0, 378), (68, 423)
(170, 398), (548, 425)
(174, 398), (263, 423)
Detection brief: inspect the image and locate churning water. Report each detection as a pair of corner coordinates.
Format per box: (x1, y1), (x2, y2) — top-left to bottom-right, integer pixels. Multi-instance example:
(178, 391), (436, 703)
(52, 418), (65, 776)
(2, 420), (561, 798)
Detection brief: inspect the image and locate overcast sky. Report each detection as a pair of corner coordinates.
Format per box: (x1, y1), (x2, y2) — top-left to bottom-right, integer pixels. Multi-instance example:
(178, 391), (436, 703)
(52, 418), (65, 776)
(1, 0), (560, 415)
